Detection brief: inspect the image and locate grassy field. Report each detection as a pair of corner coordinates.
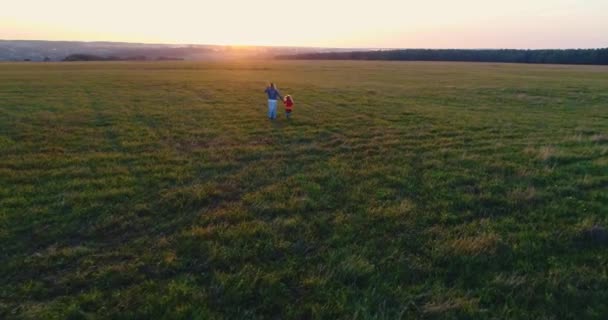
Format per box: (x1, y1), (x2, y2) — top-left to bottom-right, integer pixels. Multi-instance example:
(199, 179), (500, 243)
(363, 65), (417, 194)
(1, 60), (607, 319)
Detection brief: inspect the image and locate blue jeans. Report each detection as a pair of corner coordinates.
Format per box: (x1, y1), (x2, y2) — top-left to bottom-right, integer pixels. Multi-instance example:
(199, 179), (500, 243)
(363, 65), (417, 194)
(268, 99), (277, 119)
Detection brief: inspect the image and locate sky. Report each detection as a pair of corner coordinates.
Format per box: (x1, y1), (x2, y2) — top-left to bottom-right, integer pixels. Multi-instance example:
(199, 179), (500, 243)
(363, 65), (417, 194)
(1, 0), (607, 49)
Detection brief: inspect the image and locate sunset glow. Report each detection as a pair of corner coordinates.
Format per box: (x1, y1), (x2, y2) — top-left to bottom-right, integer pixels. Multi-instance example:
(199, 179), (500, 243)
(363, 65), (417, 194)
(2, 0), (607, 48)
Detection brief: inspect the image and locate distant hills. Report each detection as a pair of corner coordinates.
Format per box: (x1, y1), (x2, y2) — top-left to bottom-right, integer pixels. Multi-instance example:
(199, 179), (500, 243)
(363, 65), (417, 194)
(0, 40), (353, 62)
(3, 40), (606, 65)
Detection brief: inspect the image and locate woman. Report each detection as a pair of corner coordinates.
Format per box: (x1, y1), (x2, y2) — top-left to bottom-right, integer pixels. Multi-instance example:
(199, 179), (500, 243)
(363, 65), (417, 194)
(264, 83), (283, 120)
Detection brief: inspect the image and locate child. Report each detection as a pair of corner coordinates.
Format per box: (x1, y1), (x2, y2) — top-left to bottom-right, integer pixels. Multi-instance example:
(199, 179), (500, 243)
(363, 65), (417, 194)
(283, 95), (294, 119)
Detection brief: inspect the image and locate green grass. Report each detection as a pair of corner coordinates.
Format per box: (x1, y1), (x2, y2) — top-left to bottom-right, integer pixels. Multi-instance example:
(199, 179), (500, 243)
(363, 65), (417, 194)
(1, 60), (607, 319)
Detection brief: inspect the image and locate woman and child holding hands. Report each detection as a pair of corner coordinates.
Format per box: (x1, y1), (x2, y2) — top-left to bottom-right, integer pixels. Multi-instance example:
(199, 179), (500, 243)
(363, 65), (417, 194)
(264, 83), (294, 120)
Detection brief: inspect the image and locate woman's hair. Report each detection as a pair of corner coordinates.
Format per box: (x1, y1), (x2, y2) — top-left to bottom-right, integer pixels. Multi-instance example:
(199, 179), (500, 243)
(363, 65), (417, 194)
(270, 83), (276, 89)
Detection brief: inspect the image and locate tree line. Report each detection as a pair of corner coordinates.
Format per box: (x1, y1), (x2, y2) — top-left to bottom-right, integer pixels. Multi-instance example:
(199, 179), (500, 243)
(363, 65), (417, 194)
(278, 48), (608, 65)
(63, 54), (183, 61)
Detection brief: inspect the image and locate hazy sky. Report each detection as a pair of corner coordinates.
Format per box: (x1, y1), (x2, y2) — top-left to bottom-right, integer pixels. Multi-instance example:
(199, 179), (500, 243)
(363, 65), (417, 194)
(2, 0), (607, 48)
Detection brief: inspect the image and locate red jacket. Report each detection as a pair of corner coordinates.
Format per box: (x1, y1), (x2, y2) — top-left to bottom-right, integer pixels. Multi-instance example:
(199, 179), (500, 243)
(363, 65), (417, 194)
(284, 99), (294, 109)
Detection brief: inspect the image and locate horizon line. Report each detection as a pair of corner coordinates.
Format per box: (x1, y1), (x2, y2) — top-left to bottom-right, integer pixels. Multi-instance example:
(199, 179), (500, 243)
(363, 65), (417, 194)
(1, 38), (606, 51)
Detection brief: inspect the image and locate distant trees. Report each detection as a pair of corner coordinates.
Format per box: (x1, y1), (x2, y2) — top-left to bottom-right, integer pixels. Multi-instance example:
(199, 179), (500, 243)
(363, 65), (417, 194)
(279, 48), (608, 65)
(62, 54), (188, 62)
(63, 54), (110, 61)
(156, 56), (185, 61)
(63, 54), (148, 61)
